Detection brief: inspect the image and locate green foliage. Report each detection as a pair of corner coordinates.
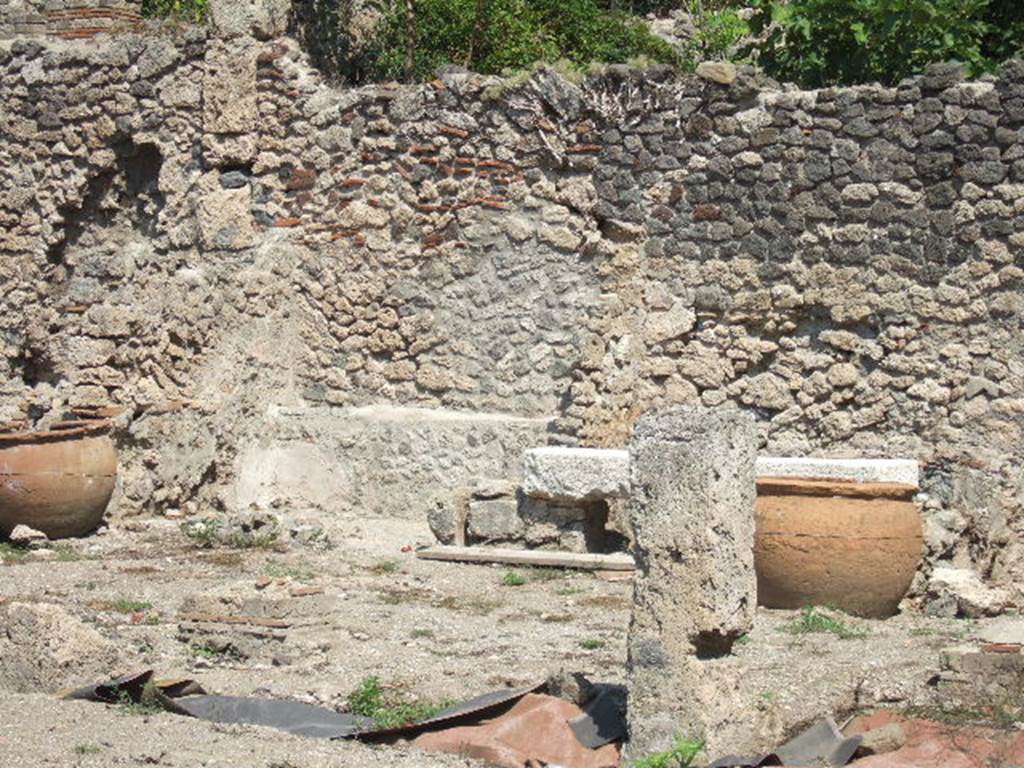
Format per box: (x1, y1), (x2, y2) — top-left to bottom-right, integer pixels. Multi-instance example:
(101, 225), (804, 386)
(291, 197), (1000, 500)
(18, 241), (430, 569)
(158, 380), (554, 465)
(369, 558), (401, 574)
(317, 0), (680, 83)
(670, 2), (749, 66)
(0, 542), (29, 564)
(115, 683), (164, 717)
(181, 517), (279, 550)
(181, 518), (220, 549)
(746, 0), (1024, 87)
(111, 598), (153, 614)
(140, 0), (209, 22)
(579, 637), (606, 650)
(264, 562), (315, 582)
(501, 571), (527, 587)
(782, 605), (869, 640)
(348, 676), (449, 729)
(630, 736), (704, 768)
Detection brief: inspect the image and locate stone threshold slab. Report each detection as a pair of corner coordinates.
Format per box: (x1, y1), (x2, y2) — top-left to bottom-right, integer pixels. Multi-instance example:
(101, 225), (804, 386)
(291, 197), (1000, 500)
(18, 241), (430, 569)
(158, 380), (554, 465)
(416, 545), (635, 571)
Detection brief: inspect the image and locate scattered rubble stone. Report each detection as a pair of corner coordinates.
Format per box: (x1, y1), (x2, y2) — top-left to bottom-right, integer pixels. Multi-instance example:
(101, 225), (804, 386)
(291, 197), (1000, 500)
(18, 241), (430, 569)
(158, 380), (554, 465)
(696, 61), (738, 85)
(0, 602), (118, 693)
(855, 722), (907, 757)
(925, 567), (1011, 618)
(8, 524), (48, 548)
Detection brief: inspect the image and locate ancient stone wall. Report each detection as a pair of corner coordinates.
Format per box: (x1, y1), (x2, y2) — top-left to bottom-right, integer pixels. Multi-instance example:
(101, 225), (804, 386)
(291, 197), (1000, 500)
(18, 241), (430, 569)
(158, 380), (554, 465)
(0, 29), (1021, 591)
(0, 0), (141, 39)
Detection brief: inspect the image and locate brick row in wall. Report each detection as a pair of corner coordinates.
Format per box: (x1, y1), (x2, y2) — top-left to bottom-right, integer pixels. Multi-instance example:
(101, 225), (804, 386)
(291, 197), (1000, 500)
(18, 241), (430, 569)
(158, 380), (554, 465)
(0, 0), (141, 39)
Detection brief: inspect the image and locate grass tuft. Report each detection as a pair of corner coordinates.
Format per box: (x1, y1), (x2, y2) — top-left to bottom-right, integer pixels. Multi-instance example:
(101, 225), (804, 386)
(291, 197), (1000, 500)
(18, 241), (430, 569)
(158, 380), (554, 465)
(348, 676), (449, 729)
(368, 559), (401, 575)
(501, 571), (527, 587)
(111, 598), (153, 614)
(0, 542), (29, 564)
(631, 736), (704, 768)
(782, 606), (869, 640)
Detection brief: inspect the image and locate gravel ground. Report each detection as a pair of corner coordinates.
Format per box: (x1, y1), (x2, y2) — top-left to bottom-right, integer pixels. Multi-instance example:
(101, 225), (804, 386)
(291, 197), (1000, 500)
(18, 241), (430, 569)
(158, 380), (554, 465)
(0, 514), (994, 766)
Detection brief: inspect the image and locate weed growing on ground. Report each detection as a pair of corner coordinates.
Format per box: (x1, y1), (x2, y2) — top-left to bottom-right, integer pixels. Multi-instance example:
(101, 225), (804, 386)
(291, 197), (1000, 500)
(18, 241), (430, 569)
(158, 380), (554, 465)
(501, 571), (527, 587)
(53, 544), (85, 562)
(903, 700), (1022, 730)
(0, 542), (29, 563)
(348, 676), (449, 729)
(369, 558), (401, 575)
(579, 638), (606, 650)
(180, 518), (221, 549)
(181, 518), (279, 550)
(264, 562), (315, 582)
(189, 640), (242, 661)
(410, 628), (434, 639)
(782, 606), (869, 640)
(631, 736), (704, 768)
(115, 683), (164, 717)
(111, 598), (153, 614)
(432, 595), (500, 615)
(72, 743), (101, 755)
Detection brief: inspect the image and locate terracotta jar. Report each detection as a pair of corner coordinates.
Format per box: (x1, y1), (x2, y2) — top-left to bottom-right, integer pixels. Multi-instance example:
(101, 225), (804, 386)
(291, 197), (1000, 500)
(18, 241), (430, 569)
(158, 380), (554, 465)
(754, 477), (922, 618)
(0, 420), (117, 539)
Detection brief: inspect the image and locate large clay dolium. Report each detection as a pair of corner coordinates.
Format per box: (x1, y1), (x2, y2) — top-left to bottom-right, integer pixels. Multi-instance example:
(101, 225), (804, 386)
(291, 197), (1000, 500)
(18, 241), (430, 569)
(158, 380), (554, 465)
(754, 478), (922, 618)
(0, 420), (117, 539)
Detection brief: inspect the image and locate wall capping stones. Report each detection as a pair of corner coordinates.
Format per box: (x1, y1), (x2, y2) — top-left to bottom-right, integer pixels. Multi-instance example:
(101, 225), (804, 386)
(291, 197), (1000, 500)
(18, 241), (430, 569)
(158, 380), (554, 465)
(754, 457), (919, 488)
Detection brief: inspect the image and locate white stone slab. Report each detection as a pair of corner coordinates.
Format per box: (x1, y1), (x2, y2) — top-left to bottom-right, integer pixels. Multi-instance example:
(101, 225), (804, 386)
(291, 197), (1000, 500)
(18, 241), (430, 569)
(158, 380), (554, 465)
(522, 447), (630, 501)
(523, 449), (918, 502)
(754, 456), (919, 487)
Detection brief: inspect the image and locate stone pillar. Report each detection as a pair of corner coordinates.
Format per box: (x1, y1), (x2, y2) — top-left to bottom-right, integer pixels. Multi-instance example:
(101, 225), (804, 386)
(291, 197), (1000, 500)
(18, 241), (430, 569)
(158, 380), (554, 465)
(626, 406), (757, 758)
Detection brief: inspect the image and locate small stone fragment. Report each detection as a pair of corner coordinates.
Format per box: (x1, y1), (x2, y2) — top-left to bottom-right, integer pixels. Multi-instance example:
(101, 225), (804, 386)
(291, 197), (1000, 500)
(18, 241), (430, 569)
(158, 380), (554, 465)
(696, 61), (737, 85)
(9, 525), (48, 548)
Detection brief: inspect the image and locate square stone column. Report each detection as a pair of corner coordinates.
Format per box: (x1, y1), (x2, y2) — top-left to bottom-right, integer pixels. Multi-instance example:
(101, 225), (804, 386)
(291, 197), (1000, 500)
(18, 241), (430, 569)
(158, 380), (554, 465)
(626, 406), (757, 758)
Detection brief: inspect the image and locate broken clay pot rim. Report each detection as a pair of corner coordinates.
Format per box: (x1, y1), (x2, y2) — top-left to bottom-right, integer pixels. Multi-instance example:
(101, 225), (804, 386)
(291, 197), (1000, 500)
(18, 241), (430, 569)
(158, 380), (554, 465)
(756, 476), (918, 500)
(0, 419), (113, 446)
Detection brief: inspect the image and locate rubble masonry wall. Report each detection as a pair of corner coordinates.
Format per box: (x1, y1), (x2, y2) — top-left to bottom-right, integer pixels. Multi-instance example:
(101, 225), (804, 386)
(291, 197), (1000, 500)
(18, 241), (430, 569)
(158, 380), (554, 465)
(0, 29), (1022, 590)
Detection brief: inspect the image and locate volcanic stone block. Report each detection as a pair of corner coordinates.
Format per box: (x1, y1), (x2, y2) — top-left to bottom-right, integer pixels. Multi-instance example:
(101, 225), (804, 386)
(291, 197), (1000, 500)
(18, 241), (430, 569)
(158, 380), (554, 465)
(203, 40), (258, 134)
(468, 498), (525, 542)
(522, 447), (630, 502)
(626, 406), (757, 757)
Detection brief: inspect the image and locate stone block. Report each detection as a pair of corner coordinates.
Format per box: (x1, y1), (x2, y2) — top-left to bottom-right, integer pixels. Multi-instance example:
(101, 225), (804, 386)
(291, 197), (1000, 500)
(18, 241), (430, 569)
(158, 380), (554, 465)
(197, 172), (254, 251)
(626, 406), (757, 758)
(209, 0), (289, 40)
(203, 39), (258, 134)
(468, 498), (524, 542)
(522, 447), (630, 502)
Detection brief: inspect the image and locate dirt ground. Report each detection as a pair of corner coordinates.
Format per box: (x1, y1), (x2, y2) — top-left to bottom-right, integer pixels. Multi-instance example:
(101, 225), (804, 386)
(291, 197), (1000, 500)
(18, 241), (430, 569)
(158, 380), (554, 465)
(0, 514), (1003, 767)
